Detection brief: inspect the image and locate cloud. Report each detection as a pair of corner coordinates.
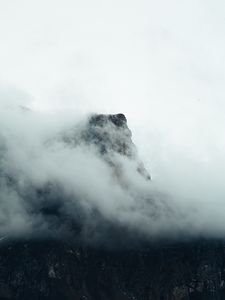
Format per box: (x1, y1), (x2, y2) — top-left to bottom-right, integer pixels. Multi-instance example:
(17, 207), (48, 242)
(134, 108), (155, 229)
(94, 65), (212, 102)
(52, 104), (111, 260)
(0, 90), (225, 245)
(0, 0), (225, 244)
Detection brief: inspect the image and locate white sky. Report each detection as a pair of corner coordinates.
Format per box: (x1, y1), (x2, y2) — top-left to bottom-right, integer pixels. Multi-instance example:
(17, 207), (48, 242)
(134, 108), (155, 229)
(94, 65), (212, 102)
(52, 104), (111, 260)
(1, 0), (225, 110)
(2, 0), (225, 237)
(1, 0), (225, 182)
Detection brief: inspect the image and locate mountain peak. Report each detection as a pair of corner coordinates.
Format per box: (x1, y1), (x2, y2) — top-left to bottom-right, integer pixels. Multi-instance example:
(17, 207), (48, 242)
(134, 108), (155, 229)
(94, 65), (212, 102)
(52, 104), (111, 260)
(86, 113), (151, 180)
(89, 113), (127, 127)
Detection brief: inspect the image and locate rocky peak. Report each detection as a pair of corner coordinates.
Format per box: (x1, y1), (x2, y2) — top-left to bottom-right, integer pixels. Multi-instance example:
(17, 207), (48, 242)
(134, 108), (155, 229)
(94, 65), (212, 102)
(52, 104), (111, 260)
(85, 113), (134, 158)
(88, 113), (127, 128)
(62, 113), (151, 180)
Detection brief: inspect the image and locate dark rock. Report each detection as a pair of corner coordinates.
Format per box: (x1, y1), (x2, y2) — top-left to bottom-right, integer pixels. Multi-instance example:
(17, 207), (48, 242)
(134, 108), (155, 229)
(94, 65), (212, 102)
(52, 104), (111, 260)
(0, 239), (225, 299)
(60, 113), (151, 180)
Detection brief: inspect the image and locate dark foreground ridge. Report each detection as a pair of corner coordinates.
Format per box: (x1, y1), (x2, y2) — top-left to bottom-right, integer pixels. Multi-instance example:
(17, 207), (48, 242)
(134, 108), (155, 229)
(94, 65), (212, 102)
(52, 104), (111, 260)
(0, 238), (225, 300)
(0, 113), (225, 300)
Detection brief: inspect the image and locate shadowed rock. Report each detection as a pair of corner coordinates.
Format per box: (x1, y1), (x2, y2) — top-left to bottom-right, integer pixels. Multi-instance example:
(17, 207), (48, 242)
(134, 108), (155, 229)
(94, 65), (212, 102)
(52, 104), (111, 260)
(62, 113), (151, 180)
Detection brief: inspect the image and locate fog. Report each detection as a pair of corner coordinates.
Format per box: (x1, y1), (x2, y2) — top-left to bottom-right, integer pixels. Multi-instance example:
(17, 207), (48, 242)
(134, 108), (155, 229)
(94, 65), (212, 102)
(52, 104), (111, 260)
(0, 0), (225, 241)
(0, 97), (225, 242)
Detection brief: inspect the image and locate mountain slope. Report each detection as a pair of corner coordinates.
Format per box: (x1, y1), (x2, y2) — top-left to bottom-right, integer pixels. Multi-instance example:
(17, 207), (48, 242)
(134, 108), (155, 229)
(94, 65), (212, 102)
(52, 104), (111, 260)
(0, 113), (224, 300)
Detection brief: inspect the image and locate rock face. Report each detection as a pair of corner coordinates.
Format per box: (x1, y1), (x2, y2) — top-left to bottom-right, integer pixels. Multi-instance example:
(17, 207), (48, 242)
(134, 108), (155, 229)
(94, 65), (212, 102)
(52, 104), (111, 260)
(86, 114), (151, 180)
(0, 113), (225, 300)
(62, 113), (151, 180)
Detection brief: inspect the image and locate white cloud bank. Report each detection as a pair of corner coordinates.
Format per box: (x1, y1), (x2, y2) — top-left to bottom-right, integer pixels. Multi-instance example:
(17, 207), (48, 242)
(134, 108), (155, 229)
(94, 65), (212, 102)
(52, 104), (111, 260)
(0, 1), (225, 241)
(0, 98), (225, 242)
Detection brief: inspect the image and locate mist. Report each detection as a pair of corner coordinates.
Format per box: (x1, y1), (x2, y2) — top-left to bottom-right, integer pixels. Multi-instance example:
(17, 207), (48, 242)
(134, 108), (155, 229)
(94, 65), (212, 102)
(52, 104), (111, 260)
(0, 0), (225, 242)
(0, 93), (225, 243)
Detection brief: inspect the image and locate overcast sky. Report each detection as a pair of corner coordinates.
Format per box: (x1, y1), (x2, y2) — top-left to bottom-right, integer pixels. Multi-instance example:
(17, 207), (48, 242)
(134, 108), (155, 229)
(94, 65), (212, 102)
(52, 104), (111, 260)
(1, 0), (225, 110)
(1, 0), (225, 189)
(1, 0), (225, 238)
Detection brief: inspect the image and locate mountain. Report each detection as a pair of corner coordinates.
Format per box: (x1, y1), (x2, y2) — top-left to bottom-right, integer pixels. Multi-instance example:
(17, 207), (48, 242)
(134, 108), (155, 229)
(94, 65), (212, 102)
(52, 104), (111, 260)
(0, 113), (225, 300)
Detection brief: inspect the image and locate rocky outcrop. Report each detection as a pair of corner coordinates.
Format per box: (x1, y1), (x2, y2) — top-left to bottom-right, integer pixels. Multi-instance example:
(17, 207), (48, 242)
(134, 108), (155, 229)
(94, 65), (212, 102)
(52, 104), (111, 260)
(62, 113), (150, 180)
